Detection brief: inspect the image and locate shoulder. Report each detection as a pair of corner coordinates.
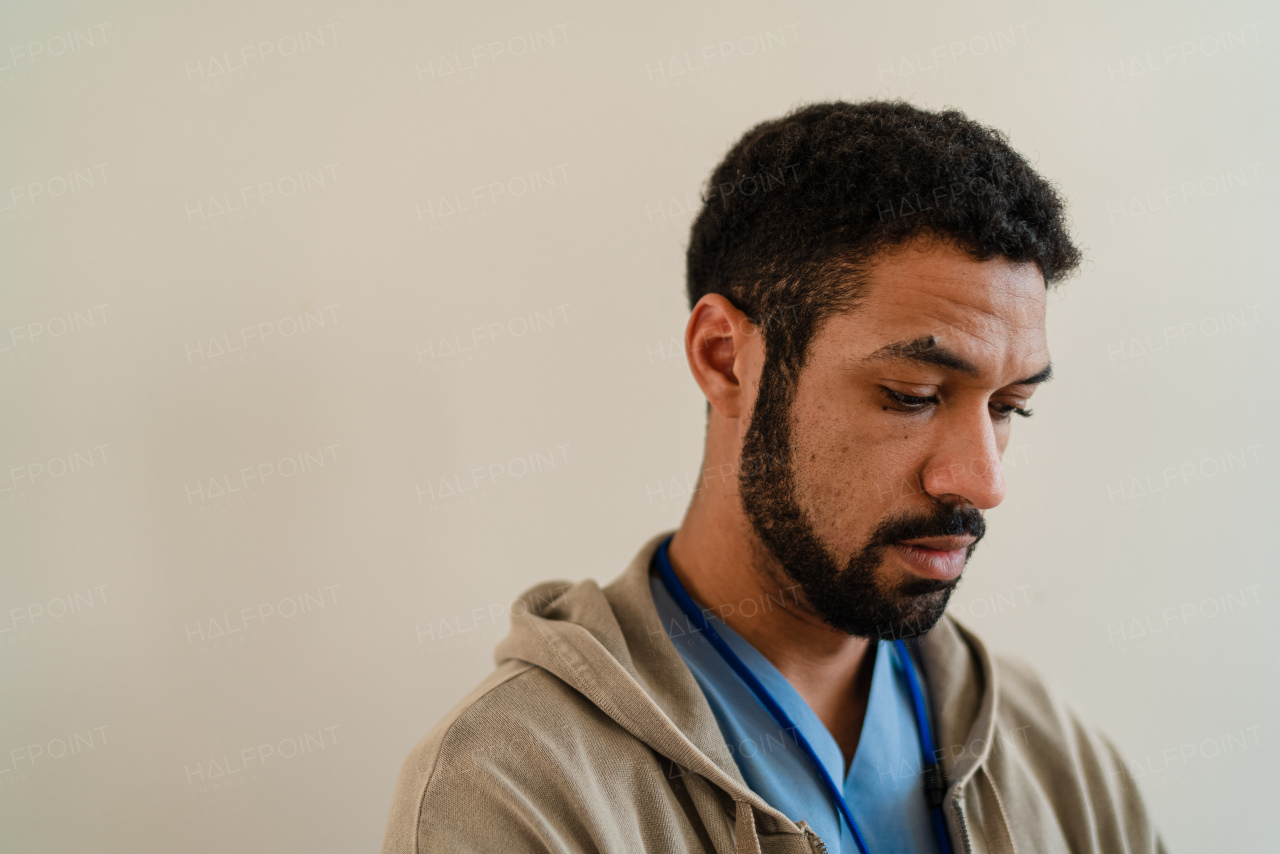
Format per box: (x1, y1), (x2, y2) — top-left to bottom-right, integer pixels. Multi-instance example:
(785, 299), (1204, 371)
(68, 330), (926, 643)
(387, 659), (538, 800)
(984, 649), (1164, 852)
(990, 650), (1119, 768)
(381, 661), (657, 854)
(991, 651), (1073, 733)
(984, 648), (1120, 774)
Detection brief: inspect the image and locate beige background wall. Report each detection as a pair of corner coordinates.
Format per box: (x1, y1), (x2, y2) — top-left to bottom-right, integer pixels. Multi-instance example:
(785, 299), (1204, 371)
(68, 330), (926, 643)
(3, 0), (1276, 851)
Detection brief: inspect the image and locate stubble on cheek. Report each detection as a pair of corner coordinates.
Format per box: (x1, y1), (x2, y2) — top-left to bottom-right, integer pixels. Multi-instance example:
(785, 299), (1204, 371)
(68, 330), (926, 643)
(787, 368), (915, 559)
(786, 417), (880, 565)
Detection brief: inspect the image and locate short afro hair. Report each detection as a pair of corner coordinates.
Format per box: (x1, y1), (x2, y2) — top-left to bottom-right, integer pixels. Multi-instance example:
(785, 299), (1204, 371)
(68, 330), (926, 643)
(686, 100), (1082, 380)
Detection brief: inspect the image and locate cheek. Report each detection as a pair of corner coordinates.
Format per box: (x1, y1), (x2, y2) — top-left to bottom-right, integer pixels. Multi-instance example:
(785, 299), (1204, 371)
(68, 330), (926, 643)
(788, 394), (923, 545)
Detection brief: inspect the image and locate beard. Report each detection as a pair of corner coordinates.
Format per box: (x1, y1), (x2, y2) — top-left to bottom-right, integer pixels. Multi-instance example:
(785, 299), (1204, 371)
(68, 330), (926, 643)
(737, 365), (985, 640)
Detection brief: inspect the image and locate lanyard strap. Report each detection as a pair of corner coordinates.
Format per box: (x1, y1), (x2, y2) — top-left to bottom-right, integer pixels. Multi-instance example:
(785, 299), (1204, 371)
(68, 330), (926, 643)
(896, 636), (954, 854)
(654, 538), (953, 854)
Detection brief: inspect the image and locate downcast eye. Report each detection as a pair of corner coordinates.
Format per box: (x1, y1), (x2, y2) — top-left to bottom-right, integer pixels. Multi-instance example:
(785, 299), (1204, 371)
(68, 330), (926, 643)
(882, 388), (938, 411)
(990, 402), (1033, 420)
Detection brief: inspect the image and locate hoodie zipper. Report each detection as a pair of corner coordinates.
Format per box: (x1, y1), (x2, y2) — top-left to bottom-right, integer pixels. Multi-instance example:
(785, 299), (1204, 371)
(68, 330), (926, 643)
(798, 822), (829, 854)
(951, 797), (974, 854)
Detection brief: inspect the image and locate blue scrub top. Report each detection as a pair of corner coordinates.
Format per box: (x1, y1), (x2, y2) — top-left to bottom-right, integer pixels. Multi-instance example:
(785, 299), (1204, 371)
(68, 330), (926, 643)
(650, 562), (941, 854)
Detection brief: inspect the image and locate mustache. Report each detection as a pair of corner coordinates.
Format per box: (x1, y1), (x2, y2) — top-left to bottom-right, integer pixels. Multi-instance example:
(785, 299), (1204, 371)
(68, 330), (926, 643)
(870, 503), (986, 548)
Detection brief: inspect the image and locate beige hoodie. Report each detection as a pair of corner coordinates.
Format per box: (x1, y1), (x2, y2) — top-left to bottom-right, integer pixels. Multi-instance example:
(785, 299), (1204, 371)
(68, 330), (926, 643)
(383, 533), (1166, 853)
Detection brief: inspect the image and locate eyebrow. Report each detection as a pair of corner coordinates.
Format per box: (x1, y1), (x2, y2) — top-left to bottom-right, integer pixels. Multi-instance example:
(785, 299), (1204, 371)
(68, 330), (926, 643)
(861, 335), (1053, 385)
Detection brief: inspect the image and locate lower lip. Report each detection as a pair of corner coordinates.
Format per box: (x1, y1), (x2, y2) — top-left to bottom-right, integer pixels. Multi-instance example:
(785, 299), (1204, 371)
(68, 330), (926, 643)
(890, 544), (967, 581)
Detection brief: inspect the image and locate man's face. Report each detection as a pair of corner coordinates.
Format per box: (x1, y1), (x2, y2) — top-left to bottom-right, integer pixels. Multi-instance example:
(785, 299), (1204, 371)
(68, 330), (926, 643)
(738, 237), (1050, 639)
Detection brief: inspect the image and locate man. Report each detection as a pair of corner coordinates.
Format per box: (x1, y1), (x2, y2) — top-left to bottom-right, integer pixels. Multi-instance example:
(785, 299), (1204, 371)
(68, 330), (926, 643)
(383, 101), (1165, 853)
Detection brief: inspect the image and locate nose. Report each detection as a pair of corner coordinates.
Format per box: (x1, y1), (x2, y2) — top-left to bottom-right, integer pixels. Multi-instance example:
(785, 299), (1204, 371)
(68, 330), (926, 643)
(918, 406), (1006, 511)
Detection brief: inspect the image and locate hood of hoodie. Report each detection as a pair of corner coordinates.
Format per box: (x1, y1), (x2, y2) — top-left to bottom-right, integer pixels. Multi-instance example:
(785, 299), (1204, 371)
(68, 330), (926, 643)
(492, 531), (1002, 830)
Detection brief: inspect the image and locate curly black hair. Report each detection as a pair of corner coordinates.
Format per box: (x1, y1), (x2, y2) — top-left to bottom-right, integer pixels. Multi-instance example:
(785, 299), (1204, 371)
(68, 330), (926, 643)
(686, 100), (1082, 382)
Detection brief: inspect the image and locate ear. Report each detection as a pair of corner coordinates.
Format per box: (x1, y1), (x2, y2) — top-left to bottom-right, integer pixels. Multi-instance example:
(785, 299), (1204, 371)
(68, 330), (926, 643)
(684, 294), (760, 419)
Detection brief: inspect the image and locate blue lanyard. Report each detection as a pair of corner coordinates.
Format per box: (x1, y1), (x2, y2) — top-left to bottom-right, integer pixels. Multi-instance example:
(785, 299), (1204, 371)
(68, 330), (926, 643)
(654, 538), (953, 854)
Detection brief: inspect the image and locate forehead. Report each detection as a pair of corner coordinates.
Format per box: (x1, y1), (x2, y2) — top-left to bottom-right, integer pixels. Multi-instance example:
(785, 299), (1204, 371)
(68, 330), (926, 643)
(817, 238), (1049, 375)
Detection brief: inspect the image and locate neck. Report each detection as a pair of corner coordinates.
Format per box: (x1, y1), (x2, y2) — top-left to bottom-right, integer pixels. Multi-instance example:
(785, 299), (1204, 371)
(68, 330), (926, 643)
(666, 464), (876, 765)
